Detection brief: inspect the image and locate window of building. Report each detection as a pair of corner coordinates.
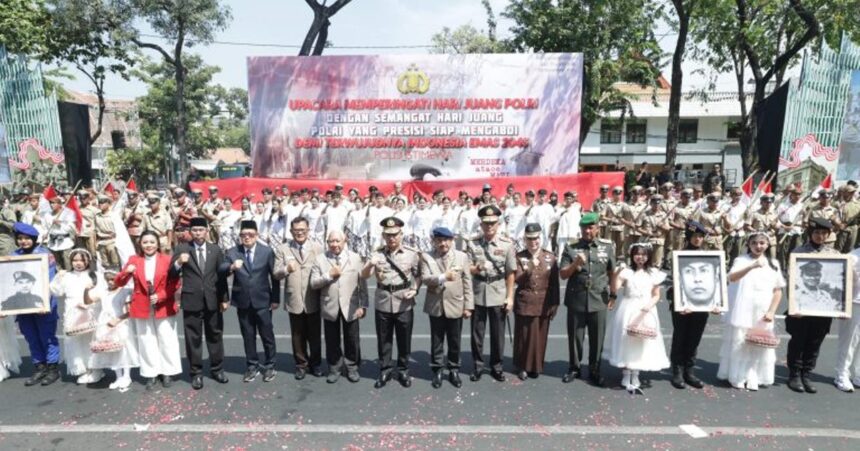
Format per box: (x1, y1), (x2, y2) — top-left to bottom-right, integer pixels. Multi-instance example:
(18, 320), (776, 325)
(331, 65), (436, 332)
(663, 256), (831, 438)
(678, 119), (698, 143)
(600, 120), (622, 144)
(626, 120), (647, 144)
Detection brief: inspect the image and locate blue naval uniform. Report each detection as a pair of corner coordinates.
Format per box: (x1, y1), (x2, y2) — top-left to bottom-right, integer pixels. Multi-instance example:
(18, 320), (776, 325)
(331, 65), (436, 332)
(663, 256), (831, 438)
(13, 245), (60, 365)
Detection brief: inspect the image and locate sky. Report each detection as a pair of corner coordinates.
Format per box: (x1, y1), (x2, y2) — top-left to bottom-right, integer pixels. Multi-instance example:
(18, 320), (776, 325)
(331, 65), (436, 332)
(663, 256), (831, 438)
(57, 0), (741, 100)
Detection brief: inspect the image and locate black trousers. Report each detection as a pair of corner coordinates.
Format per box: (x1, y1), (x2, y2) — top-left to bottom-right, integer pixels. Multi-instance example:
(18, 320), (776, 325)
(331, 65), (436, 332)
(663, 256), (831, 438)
(237, 307), (277, 370)
(183, 308), (225, 375)
(566, 309), (606, 373)
(324, 312), (361, 373)
(375, 309), (413, 375)
(471, 305), (506, 373)
(669, 311), (709, 368)
(429, 315), (463, 371)
(289, 311), (322, 371)
(785, 315), (833, 373)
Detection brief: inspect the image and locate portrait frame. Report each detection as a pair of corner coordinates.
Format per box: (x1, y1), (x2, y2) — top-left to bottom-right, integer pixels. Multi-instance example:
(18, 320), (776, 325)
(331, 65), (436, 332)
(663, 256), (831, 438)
(0, 254), (51, 316)
(788, 253), (853, 318)
(671, 250), (728, 312)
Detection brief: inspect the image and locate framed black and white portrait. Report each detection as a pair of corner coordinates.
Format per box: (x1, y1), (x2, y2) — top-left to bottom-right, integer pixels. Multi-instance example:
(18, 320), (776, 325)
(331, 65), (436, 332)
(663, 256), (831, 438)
(672, 250), (728, 312)
(0, 254), (51, 316)
(788, 253), (853, 318)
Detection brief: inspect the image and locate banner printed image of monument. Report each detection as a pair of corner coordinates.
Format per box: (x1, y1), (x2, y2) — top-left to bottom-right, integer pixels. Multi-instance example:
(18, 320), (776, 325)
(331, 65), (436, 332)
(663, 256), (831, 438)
(247, 54), (583, 180)
(837, 70), (860, 182)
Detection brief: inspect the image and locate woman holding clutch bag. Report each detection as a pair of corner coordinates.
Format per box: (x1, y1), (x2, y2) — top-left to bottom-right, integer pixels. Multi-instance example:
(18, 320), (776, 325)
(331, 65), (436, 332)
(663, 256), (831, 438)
(512, 223), (559, 381)
(114, 231), (181, 390)
(717, 231), (784, 391)
(604, 242), (670, 394)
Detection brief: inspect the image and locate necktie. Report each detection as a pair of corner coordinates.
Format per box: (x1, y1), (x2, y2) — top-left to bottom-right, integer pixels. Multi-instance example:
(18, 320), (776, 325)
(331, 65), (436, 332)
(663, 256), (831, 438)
(245, 248), (252, 269)
(298, 244), (304, 261)
(197, 246), (205, 268)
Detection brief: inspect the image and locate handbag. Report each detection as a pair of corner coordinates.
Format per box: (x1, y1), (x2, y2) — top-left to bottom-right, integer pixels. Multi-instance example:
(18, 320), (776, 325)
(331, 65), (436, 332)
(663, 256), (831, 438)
(744, 320), (780, 349)
(89, 323), (126, 353)
(625, 310), (657, 340)
(63, 308), (97, 337)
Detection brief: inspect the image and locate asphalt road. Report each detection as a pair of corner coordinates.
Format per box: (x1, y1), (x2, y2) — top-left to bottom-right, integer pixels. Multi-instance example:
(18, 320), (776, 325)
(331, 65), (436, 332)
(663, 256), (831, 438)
(1, 282), (858, 450)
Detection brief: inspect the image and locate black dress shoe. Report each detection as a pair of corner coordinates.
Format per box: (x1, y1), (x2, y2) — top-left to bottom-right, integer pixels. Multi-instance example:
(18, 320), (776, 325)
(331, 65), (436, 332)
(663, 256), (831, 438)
(788, 375), (805, 392)
(191, 375), (204, 390)
(25, 364), (47, 387)
(398, 372), (412, 388)
(562, 370), (580, 384)
(449, 370), (462, 388)
(528, 372), (539, 379)
(517, 370), (528, 381)
(671, 366), (686, 389)
(263, 368), (276, 382)
(801, 375), (817, 394)
(374, 372), (392, 389)
(145, 377), (160, 391)
(161, 375), (174, 388)
(294, 368), (307, 380)
(683, 368), (704, 389)
(211, 371), (229, 384)
(311, 367), (325, 378)
(243, 367), (260, 383)
(470, 371), (483, 382)
(491, 371), (506, 382)
(431, 371), (444, 389)
(346, 371), (360, 383)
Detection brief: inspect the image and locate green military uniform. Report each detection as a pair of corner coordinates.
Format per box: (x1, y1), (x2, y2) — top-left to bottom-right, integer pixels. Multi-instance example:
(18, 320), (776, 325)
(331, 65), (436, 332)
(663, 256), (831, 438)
(560, 212), (616, 383)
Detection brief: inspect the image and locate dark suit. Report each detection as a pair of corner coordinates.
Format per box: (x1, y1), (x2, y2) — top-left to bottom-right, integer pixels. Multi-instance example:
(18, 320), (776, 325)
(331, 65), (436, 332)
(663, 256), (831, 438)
(171, 241), (228, 376)
(220, 243), (280, 370)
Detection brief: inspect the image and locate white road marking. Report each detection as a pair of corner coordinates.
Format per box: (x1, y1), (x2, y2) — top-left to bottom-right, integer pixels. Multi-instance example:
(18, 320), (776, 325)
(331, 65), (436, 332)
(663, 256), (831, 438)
(679, 424), (708, 438)
(0, 423), (857, 439)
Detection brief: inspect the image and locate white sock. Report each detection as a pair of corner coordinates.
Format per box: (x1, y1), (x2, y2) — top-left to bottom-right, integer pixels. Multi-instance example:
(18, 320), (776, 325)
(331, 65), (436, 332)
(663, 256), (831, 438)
(631, 370), (641, 388)
(622, 369), (631, 387)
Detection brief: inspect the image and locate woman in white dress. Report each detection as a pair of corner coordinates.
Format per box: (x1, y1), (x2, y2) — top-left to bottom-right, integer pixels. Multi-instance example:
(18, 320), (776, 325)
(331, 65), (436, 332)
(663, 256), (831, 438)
(604, 243), (670, 393)
(216, 198), (241, 250)
(717, 232), (784, 391)
(50, 249), (107, 384)
(89, 269), (139, 392)
(0, 315), (22, 381)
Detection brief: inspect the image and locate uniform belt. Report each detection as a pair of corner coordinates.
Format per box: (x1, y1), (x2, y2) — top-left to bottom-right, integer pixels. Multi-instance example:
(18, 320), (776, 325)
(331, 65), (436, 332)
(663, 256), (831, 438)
(380, 282), (411, 292)
(475, 274), (504, 283)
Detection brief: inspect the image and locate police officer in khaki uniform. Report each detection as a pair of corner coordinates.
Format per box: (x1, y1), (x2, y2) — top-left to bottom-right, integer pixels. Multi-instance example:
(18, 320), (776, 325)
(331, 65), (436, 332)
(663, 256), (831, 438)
(638, 195), (670, 268)
(694, 193), (727, 251)
(420, 226), (473, 389)
(361, 216), (422, 388)
(465, 205), (517, 382)
(559, 212), (617, 386)
(669, 188), (697, 251)
(76, 191), (98, 254)
(804, 190), (841, 247)
(603, 186), (627, 259)
(94, 195), (120, 267)
(143, 196), (174, 253)
(835, 184), (860, 252)
(745, 193), (779, 259)
(591, 185), (611, 238)
(623, 186), (647, 253)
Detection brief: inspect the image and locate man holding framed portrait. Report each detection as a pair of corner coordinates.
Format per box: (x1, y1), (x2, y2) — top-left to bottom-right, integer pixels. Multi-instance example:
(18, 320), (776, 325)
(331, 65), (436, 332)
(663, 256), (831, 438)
(785, 217), (851, 394)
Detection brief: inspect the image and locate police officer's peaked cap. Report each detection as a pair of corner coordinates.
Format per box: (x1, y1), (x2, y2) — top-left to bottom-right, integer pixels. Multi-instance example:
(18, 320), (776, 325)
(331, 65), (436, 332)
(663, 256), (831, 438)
(799, 260), (823, 275)
(13, 271), (36, 282)
(478, 205), (502, 223)
(524, 223), (542, 238)
(381, 216), (404, 234)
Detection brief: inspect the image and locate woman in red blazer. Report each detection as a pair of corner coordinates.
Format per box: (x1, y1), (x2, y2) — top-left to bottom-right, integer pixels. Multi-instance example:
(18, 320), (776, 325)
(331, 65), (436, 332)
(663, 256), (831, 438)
(114, 231), (182, 390)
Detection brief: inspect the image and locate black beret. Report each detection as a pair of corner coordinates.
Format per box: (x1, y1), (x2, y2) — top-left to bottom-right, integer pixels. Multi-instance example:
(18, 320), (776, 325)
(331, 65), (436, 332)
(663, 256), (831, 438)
(685, 220), (708, 237)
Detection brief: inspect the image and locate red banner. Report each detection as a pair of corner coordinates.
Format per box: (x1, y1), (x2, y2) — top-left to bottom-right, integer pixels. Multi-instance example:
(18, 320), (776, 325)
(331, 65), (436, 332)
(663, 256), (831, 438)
(190, 172), (624, 210)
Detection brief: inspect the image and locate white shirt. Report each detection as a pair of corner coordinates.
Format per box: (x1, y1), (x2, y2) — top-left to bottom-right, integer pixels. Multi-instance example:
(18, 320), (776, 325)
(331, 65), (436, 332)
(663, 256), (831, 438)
(144, 254), (157, 284)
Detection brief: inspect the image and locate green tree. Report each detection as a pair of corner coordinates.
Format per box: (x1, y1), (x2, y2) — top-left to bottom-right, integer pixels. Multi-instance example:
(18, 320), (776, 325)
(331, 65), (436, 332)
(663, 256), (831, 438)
(104, 146), (165, 186)
(502, 0), (665, 149)
(693, 0), (860, 177)
(43, 0), (138, 144)
(119, 0), (232, 181)
(430, 25), (506, 54)
(0, 0), (51, 56)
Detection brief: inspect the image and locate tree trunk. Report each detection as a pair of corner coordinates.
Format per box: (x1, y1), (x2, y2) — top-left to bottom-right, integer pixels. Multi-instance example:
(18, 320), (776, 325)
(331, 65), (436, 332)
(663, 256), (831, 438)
(311, 19), (330, 55)
(665, 0), (691, 169)
(90, 89), (106, 145)
(174, 27), (188, 184)
(300, 13), (324, 56)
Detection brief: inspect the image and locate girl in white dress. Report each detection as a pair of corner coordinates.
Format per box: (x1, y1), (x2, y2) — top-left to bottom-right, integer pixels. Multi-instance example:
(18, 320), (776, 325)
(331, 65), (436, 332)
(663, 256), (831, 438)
(717, 232), (784, 391)
(50, 249), (107, 384)
(605, 243), (670, 393)
(0, 315), (22, 381)
(89, 269), (139, 392)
